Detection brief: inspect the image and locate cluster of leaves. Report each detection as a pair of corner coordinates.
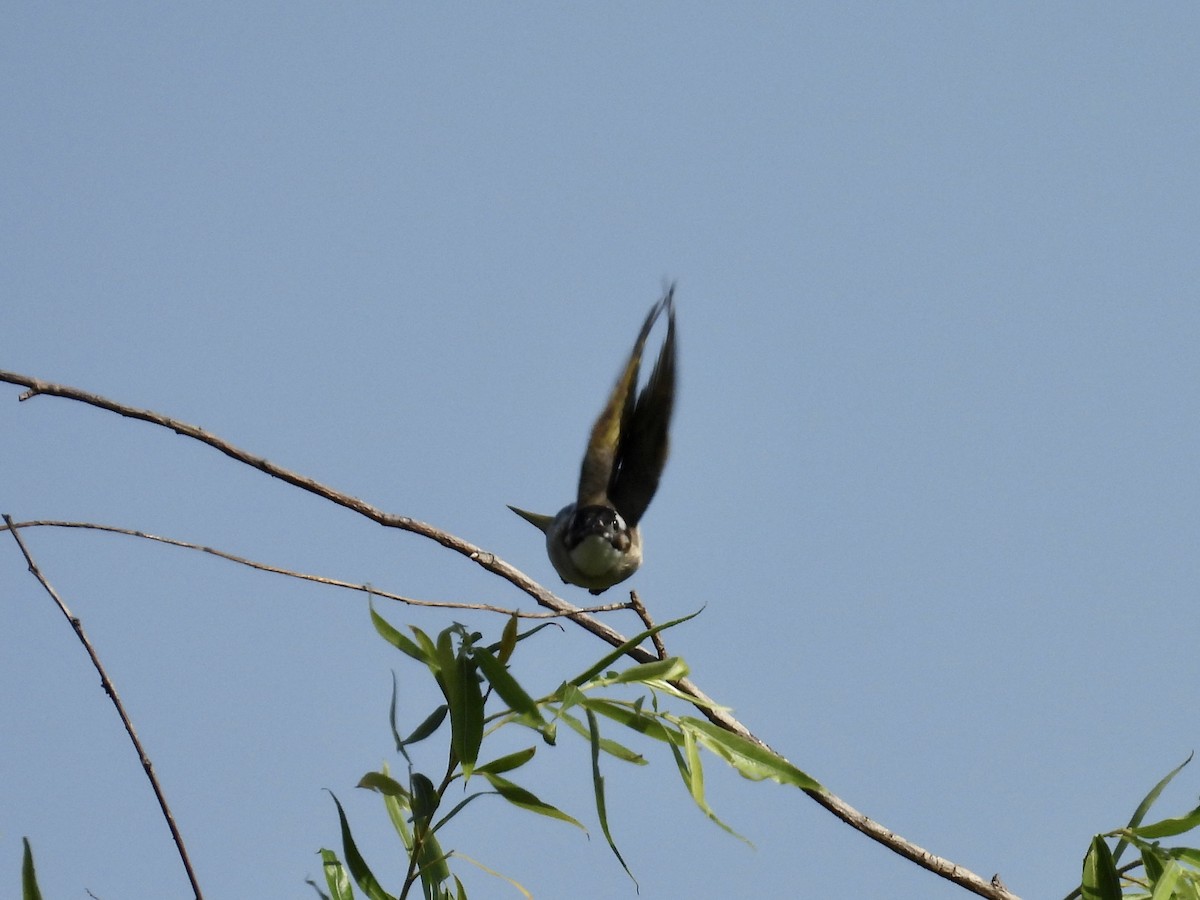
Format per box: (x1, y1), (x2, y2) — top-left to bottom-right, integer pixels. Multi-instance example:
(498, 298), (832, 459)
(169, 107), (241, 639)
(311, 607), (818, 900)
(1078, 754), (1200, 900)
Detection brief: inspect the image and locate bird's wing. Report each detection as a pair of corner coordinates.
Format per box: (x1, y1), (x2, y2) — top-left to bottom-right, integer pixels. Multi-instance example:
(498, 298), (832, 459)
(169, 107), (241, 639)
(576, 291), (670, 508)
(609, 286), (676, 526)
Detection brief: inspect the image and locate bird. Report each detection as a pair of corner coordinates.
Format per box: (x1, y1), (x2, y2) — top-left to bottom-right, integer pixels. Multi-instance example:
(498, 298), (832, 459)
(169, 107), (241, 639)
(508, 286), (677, 595)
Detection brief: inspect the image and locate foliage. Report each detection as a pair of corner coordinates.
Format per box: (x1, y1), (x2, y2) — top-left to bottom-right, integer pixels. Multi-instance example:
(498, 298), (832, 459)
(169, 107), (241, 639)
(22, 838), (43, 900)
(1075, 754), (1200, 900)
(312, 607), (819, 899)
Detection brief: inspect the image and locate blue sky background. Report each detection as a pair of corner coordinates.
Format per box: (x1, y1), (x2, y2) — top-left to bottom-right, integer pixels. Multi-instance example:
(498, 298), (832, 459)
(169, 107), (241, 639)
(3, 5), (1199, 898)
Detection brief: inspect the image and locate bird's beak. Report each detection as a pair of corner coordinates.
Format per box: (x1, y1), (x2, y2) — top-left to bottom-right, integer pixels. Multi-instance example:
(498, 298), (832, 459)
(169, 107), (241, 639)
(507, 505), (556, 534)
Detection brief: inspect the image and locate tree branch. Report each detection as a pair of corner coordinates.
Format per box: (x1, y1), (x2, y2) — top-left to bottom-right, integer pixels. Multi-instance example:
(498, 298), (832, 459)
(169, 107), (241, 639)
(0, 368), (1020, 899)
(3, 515), (204, 900)
(0, 520), (628, 618)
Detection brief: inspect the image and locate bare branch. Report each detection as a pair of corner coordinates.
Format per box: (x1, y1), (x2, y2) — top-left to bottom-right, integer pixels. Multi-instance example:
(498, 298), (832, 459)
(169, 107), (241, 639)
(3, 514), (205, 900)
(628, 590), (668, 660)
(0, 520), (628, 618)
(0, 369), (1020, 899)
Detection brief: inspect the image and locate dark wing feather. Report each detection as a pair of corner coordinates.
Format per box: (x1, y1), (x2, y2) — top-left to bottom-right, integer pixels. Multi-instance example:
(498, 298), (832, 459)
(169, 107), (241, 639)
(609, 286), (676, 526)
(576, 292), (666, 507)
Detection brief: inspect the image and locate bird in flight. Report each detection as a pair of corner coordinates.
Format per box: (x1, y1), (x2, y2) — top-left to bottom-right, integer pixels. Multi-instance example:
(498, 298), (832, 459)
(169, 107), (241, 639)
(509, 286), (677, 594)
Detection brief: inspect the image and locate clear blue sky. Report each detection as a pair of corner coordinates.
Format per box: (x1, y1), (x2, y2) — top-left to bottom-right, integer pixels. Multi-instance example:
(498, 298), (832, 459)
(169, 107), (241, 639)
(3, 5), (1198, 898)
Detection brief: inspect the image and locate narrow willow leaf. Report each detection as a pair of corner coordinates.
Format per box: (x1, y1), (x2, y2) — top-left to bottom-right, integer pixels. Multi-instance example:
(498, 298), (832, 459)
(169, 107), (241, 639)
(476, 746), (537, 776)
(586, 709), (638, 886)
(582, 696), (677, 744)
(403, 705), (450, 748)
(480, 772), (586, 830)
(678, 717), (821, 790)
(1134, 802), (1200, 839)
(678, 728), (750, 844)
(330, 792), (397, 900)
(486, 620), (559, 658)
(431, 791), (491, 834)
(471, 646), (546, 729)
(590, 656), (689, 687)
(316, 848), (353, 900)
(305, 877), (332, 900)
(389, 672), (406, 758)
(451, 652), (485, 778)
(22, 837), (43, 900)
(498, 614), (519, 664)
(370, 605), (426, 662)
(1114, 752), (1194, 864)
(1148, 859), (1184, 900)
(1171, 847), (1200, 866)
(1142, 844), (1166, 882)
(448, 851), (533, 899)
(411, 626), (440, 672)
(358, 771), (410, 798)
(384, 787), (413, 849)
(556, 682), (586, 712)
(436, 628), (456, 674)
(414, 828), (452, 892)
(638, 678), (731, 711)
(1081, 835), (1122, 900)
(569, 611), (702, 686)
(411, 773), (439, 827)
(553, 704), (648, 763)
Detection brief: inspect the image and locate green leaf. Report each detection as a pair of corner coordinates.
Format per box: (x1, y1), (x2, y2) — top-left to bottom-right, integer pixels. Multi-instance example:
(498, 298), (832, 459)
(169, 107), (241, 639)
(316, 848), (353, 900)
(386, 777), (420, 854)
(586, 709), (637, 887)
(1171, 847), (1200, 866)
(21, 837), (43, 900)
(480, 771), (586, 830)
(383, 788), (413, 848)
(1142, 844), (1166, 882)
(677, 717), (821, 790)
(409, 626), (441, 676)
(589, 656), (690, 687)
(413, 827), (452, 893)
(471, 646), (547, 731)
(411, 773), (439, 828)
(357, 771), (409, 798)
(330, 792), (396, 900)
(370, 605), (426, 663)
(570, 611), (702, 686)
(1115, 752), (1193, 864)
(674, 725), (750, 844)
(450, 651), (485, 778)
(435, 628), (456, 674)
(402, 705), (450, 749)
(447, 851), (533, 899)
(1149, 859), (1184, 900)
(553, 704), (648, 763)
(497, 614), (519, 664)
(431, 792), (491, 834)
(1082, 835), (1122, 900)
(581, 696), (677, 745)
(476, 746), (537, 776)
(388, 672), (406, 760)
(1135, 801), (1200, 839)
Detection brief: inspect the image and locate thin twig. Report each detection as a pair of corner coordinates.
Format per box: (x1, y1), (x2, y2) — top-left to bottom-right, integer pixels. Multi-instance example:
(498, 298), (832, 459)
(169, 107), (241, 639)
(628, 590), (668, 659)
(3, 514), (204, 900)
(0, 520), (627, 619)
(0, 369), (1020, 900)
